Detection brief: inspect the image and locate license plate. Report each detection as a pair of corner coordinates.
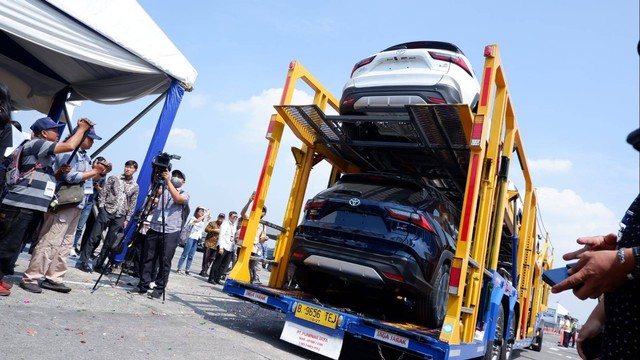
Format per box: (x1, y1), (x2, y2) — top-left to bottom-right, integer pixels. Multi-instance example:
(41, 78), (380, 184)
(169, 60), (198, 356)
(294, 303), (339, 329)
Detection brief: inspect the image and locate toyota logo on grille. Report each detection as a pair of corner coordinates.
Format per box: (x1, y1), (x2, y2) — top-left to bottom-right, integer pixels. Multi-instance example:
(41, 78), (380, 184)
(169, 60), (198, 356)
(349, 198), (361, 207)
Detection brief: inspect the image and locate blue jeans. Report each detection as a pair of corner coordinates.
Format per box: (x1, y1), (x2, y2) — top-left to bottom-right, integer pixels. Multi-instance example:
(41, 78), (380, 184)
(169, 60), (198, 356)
(73, 200), (94, 248)
(177, 238), (198, 271)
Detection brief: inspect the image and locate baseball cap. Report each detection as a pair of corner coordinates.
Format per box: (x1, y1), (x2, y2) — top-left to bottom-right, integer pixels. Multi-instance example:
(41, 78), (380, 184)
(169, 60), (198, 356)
(72, 126), (102, 140)
(30, 117), (65, 134)
(171, 169), (186, 181)
(218, 213), (226, 218)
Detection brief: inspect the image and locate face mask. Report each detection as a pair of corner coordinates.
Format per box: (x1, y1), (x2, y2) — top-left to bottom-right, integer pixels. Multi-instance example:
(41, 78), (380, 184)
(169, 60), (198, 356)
(170, 177), (183, 188)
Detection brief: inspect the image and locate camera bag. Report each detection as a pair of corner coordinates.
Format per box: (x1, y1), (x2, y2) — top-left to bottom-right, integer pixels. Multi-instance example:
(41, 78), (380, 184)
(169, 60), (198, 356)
(55, 182), (84, 208)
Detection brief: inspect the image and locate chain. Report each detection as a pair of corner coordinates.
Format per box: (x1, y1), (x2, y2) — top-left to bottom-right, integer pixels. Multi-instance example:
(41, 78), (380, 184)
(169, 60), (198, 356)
(376, 344), (405, 360)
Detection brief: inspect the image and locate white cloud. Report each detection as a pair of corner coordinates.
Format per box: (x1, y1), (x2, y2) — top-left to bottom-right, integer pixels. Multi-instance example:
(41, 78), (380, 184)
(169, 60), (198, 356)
(535, 187), (618, 264)
(532, 187), (619, 323)
(166, 127), (197, 150)
(529, 159), (572, 173)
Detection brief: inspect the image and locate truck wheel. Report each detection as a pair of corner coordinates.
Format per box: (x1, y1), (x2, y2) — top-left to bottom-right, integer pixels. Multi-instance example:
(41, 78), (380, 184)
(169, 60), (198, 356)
(416, 264), (449, 327)
(529, 328), (543, 352)
(501, 308), (515, 360)
(484, 305), (504, 360)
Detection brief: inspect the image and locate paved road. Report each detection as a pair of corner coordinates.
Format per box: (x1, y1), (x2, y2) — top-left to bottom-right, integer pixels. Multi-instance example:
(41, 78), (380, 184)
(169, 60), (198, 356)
(514, 332), (580, 360)
(1, 250), (582, 360)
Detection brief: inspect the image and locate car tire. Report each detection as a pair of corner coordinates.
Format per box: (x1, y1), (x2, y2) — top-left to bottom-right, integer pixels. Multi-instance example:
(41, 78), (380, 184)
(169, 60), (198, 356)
(529, 328), (543, 352)
(416, 264), (449, 327)
(294, 266), (330, 294)
(483, 304), (504, 360)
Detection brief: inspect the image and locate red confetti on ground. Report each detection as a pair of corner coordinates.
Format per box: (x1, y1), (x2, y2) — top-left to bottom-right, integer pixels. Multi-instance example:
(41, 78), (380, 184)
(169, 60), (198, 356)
(27, 330), (38, 336)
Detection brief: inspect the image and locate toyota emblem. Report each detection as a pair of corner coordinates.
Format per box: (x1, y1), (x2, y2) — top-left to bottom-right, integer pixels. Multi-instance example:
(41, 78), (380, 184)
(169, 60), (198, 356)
(349, 198), (361, 207)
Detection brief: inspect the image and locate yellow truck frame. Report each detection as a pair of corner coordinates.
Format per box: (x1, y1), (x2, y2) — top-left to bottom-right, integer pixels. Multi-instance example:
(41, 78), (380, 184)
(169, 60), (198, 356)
(225, 45), (554, 360)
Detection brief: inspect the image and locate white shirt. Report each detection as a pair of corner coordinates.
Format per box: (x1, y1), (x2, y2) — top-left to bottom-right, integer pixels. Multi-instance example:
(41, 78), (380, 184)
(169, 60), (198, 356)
(217, 219), (237, 251)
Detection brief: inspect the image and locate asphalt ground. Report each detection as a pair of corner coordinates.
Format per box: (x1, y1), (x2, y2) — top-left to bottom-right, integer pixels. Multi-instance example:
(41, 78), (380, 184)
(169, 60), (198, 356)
(1, 249), (582, 360)
(1, 249), (329, 360)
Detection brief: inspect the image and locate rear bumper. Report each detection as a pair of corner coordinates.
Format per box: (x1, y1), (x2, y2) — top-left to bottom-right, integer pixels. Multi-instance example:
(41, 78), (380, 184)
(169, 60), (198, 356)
(339, 84), (462, 115)
(290, 236), (433, 297)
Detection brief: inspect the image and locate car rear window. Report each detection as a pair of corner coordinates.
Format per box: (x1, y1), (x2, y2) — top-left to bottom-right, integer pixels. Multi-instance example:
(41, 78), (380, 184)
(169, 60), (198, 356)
(382, 41), (463, 55)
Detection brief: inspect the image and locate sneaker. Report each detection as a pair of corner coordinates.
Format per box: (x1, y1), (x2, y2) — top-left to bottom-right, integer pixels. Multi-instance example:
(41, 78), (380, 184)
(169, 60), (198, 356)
(40, 279), (72, 293)
(69, 248), (78, 257)
(77, 263), (93, 273)
(0, 280), (13, 290)
(198, 271), (207, 277)
(176, 269), (183, 274)
(19, 281), (43, 294)
(0, 286), (9, 296)
(148, 289), (163, 299)
(185, 271), (191, 276)
(127, 287), (147, 295)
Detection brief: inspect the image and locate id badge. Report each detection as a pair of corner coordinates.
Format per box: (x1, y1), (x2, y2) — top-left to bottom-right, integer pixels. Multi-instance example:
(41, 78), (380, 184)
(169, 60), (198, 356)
(84, 179), (94, 195)
(44, 181), (56, 198)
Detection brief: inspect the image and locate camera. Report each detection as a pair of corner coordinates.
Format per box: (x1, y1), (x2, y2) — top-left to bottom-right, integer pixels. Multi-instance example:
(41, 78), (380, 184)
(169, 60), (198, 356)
(151, 152), (181, 183)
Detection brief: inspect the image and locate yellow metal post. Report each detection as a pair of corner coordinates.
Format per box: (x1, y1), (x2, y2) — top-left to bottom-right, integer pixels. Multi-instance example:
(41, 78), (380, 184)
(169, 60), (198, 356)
(230, 61), (339, 287)
(440, 45), (499, 345)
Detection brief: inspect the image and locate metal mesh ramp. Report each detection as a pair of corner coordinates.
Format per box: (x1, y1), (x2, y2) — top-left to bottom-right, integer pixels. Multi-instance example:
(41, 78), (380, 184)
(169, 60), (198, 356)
(275, 104), (474, 206)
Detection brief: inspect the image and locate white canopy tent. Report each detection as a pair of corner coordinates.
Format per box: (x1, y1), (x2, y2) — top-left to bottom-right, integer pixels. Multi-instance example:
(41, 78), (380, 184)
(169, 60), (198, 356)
(0, 0), (198, 263)
(0, 0), (197, 113)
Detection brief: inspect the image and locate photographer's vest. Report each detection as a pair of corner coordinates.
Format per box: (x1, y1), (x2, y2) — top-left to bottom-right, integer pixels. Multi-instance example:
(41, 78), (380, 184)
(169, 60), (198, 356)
(2, 139), (56, 212)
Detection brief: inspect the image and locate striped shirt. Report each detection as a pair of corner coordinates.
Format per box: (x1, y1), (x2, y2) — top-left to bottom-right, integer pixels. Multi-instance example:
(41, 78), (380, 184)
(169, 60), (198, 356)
(1, 138), (56, 212)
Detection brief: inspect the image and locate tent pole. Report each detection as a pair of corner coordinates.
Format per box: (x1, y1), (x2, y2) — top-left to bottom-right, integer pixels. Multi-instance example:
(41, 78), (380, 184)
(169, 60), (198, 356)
(90, 90), (168, 159)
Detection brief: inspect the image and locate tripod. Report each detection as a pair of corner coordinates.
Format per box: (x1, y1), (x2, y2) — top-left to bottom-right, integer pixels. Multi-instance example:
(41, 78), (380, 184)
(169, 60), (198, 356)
(91, 172), (168, 302)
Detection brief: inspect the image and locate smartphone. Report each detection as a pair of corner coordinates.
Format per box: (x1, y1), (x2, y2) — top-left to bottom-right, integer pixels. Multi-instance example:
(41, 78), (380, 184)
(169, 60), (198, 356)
(541, 263), (577, 287)
(581, 332), (603, 360)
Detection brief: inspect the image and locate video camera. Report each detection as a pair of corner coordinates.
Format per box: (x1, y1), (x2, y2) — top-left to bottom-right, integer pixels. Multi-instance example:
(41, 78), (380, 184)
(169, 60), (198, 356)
(151, 152), (181, 183)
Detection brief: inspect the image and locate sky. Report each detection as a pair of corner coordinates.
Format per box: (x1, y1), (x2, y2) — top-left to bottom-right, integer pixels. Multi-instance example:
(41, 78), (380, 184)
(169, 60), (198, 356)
(12, 1), (639, 324)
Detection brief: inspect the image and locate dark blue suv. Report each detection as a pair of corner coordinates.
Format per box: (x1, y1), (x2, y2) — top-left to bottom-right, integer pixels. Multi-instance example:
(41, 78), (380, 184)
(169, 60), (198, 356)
(289, 173), (459, 327)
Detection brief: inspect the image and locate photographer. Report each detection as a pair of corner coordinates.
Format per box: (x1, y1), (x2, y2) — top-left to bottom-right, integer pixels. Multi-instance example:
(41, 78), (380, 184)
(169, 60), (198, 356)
(130, 169), (189, 299)
(0, 117), (94, 296)
(19, 124), (109, 294)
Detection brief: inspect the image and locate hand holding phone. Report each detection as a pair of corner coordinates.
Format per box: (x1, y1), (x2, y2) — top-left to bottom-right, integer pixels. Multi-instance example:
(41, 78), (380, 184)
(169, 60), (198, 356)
(542, 263), (578, 287)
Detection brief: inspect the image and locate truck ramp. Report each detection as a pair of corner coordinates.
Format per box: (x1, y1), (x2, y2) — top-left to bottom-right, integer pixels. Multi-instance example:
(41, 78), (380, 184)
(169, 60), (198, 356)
(275, 104), (474, 206)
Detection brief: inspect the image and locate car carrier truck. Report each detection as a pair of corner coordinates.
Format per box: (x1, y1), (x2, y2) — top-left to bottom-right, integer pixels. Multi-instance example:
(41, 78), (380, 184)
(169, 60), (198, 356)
(222, 44), (554, 360)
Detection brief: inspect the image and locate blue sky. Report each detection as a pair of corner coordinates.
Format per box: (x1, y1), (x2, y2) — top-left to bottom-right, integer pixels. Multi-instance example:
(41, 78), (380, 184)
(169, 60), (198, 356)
(13, 1), (639, 323)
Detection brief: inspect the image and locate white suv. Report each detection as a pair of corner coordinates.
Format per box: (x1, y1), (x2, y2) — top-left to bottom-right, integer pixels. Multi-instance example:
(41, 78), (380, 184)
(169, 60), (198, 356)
(340, 41), (480, 115)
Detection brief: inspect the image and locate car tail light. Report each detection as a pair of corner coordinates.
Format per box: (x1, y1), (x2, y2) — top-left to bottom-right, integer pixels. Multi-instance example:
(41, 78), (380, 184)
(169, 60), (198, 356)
(351, 56), (375, 77)
(382, 272), (405, 283)
(428, 51), (473, 77)
(427, 96), (446, 104)
(386, 208), (435, 233)
(342, 97), (356, 106)
(305, 198), (327, 211)
(292, 251), (305, 259)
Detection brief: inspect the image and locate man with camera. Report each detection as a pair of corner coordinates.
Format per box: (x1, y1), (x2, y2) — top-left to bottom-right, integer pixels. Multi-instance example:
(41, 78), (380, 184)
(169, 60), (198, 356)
(19, 122), (110, 294)
(130, 168), (189, 299)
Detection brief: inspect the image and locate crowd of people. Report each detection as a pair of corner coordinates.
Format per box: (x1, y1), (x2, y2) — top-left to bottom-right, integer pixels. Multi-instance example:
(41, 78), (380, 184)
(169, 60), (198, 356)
(0, 82), (271, 300)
